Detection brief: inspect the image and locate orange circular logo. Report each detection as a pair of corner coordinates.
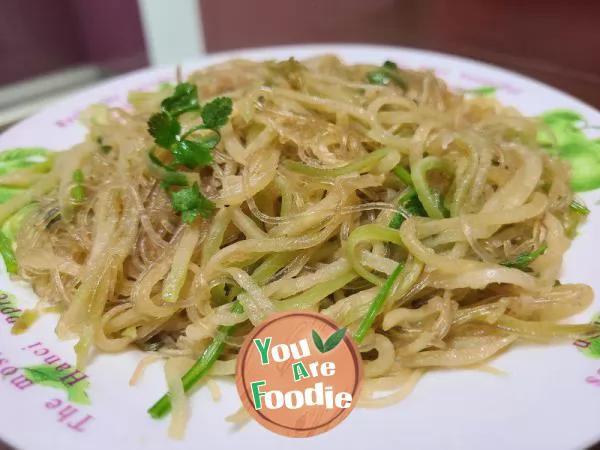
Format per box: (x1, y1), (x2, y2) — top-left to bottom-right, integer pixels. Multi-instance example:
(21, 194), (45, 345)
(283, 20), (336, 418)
(235, 312), (363, 438)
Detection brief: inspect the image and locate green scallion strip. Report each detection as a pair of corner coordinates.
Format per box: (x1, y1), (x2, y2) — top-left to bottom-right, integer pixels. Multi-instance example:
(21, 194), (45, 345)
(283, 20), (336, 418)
(71, 170), (85, 203)
(500, 242), (548, 271)
(393, 165), (413, 187)
(411, 156), (453, 219)
(569, 199), (590, 216)
(354, 263), (404, 343)
(0, 231), (17, 274)
(366, 61), (407, 90)
(148, 301), (243, 419)
(389, 165), (428, 229)
(389, 190), (428, 229)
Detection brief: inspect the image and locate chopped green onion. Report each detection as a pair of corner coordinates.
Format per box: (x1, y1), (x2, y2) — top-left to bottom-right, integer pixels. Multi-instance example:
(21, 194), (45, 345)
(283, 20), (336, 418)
(501, 242), (548, 271)
(392, 165), (413, 187)
(382, 61), (398, 70)
(569, 199), (590, 216)
(148, 301), (243, 419)
(411, 156), (453, 219)
(366, 61), (407, 90)
(70, 170), (85, 203)
(354, 263), (404, 343)
(389, 190), (428, 229)
(389, 165), (428, 229)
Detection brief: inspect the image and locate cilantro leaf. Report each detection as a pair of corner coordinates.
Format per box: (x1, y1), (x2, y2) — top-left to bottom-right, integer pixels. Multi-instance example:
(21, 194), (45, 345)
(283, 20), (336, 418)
(367, 61), (407, 90)
(161, 82), (200, 116)
(367, 71), (392, 86)
(383, 60), (398, 70)
(148, 149), (188, 188)
(148, 112), (180, 148)
(170, 183), (215, 223)
(170, 136), (217, 169)
(201, 97), (233, 129)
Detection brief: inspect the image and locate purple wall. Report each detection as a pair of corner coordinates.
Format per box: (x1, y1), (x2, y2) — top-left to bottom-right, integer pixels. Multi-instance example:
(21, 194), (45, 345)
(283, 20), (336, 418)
(0, 0), (81, 84)
(69, 0), (147, 72)
(0, 0), (146, 86)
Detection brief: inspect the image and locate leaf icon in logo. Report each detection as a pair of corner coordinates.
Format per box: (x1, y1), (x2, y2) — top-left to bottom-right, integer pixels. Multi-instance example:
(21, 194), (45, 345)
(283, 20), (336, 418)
(312, 329), (325, 353)
(312, 327), (347, 353)
(23, 364), (91, 405)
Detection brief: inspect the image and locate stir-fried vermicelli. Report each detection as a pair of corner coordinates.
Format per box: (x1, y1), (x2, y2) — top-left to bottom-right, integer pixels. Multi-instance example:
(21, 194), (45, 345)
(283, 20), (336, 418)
(2, 56), (598, 421)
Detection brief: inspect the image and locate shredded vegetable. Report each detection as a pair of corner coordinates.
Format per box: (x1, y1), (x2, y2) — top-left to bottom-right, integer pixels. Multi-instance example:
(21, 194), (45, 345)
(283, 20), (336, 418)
(0, 56), (595, 432)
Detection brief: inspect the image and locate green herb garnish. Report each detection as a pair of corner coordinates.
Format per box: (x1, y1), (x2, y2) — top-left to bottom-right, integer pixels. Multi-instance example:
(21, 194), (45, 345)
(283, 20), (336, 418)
(145, 82), (233, 223)
(148, 112), (181, 148)
(201, 97), (234, 129)
(570, 199), (590, 216)
(148, 301), (243, 419)
(501, 242), (548, 271)
(160, 82), (201, 117)
(393, 165), (413, 187)
(389, 190), (428, 229)
(170, 182), (215, 224)
(366, 60), (407, 90)
(70, 169), (85, 203)
(389, 165), (428, 229)
(354, 263), (404, 343)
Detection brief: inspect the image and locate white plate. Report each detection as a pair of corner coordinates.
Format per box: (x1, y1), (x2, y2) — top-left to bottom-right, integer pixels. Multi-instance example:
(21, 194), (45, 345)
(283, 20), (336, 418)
(1, 44), (599, 450)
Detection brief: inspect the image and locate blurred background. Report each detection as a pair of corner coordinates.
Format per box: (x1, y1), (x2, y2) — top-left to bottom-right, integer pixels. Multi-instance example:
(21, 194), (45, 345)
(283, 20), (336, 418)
(1, 0), (599, 131)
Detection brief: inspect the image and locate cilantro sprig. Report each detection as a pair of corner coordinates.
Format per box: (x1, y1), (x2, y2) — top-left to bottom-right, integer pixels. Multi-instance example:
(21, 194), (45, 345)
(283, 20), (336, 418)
(367, 60), (407, 90)
(148, 84), (232, 170)
(146, 82), (232, 223)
